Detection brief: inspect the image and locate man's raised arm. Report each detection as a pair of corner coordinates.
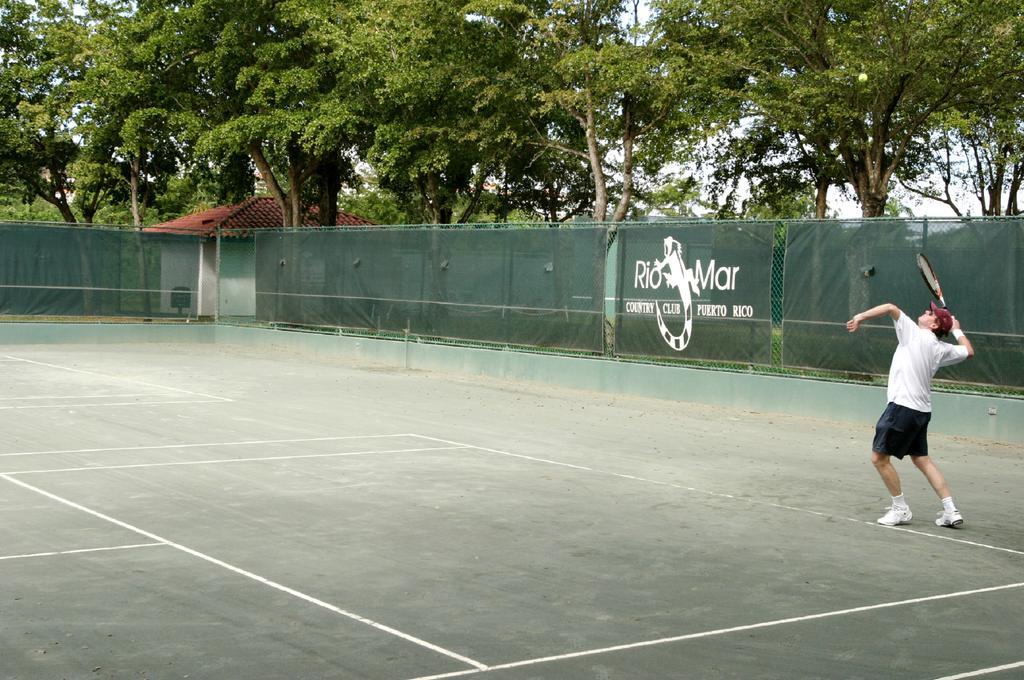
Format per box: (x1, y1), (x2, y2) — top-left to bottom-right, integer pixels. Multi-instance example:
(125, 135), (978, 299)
(846, 303), (900, 333)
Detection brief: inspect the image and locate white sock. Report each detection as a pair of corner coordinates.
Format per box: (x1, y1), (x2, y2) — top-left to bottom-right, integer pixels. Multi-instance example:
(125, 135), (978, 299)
(892, 494), (908, 508)
(941, 496), (957, 512)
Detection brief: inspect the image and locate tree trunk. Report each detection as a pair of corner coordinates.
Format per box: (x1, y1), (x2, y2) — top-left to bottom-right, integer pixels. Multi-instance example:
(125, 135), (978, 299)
(859, 194), (887, 217)
(318, 158), (341, 226)
(417, 173), (453, 224)
(37, 179), (76, 222)
(287, 163), (302, 227)
(856, 162), (889, 217)
(543, 180), (557, 222)
(130, 155), (143, 226)
(249, 142), (291, 227)
(814, 177), (829, 218)
(839, 121), (909, 218)
(419, 174), (439, 224)
(456, 164), (489, 224)
(845, 162), (888, 217)
(1008, 160), (1022, 215)
(32, 143), (76, 222)
(610, 103), (634, 223)
(583, 102), (607, 221)
(988, 147), (1009, 216)
(79, 190), (100, 224)
(46, 194), (77, 223)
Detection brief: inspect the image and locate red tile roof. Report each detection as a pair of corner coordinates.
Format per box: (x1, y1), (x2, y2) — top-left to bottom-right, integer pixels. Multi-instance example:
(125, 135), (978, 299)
(147, 197), (374, 237)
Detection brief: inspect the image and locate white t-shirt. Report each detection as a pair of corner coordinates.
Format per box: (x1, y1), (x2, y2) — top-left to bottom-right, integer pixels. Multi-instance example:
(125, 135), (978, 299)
(886, 311), (970, 412)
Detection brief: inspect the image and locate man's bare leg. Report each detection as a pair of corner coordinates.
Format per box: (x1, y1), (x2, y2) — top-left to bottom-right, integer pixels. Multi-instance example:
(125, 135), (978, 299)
(872, 451), (903, 496)
(912, 455), (963, 527)
(910, 455), (952, 499)
(873, 451), (912, 525)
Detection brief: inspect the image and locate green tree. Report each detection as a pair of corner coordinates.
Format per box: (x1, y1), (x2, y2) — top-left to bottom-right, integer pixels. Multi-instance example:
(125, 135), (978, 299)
(957, 110), (1024, 216)
(471, 0), (694, 226)
(901, 100), (1024, 216)
(642, 174), (705, 217)
(339, 180), (413, 225)
(186, 0), (362, 227)
(0, 0), (33, 193)
(345, 0), (523, 224)
(1, 0), (94, 222)
(495, 136), (596, 222)
(661, 0), (1024, 217)
(699, 119), (845, 218)
(75, 1), (202, 225)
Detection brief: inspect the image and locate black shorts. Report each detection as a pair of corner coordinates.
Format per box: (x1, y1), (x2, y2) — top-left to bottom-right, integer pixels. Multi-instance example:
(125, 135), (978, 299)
(873, 402), (930, 459)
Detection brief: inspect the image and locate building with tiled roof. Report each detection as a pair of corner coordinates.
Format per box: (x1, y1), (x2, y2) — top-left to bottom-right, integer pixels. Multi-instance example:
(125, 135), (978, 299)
(144, 198), (373, 319)
(147, 196), (374, 237)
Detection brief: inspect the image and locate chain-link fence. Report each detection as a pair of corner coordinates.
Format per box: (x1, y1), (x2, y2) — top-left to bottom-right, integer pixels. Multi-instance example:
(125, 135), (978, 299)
(251, 226), (607, 351)
(2, 218), (1020, 397)
(779, 217), (1024, 389)
(216, 229), (258, 322)
(0, 222), (203, 319)
(614, 217), (1022, 395)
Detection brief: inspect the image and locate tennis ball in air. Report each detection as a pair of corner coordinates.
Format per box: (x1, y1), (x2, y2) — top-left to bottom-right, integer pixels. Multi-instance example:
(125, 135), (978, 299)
(858, 73), (868, 82)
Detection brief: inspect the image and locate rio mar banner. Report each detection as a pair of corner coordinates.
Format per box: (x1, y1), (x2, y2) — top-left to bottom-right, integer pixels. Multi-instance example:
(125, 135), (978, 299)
(614, 222), (774, 364)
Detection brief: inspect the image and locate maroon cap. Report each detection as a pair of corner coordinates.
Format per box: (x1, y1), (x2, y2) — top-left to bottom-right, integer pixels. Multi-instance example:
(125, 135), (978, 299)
(930, 302), (953, 336)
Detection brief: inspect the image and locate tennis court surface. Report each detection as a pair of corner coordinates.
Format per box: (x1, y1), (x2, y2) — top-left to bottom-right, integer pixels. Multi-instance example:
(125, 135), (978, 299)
(2, 342), (1022, 679)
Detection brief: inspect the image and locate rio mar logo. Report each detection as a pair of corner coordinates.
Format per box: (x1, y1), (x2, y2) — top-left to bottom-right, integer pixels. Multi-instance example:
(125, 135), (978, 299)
(630, 237), (746, 351)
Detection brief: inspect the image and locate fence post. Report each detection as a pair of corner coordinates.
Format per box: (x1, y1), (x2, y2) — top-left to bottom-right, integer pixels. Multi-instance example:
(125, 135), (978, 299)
(771, 221), (786, 367)
(214, 226), (221, 322)
(604, 225), (619, 356)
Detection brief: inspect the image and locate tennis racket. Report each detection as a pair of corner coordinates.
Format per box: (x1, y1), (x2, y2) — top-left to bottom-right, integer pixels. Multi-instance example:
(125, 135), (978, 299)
(916, 253), (946, 308)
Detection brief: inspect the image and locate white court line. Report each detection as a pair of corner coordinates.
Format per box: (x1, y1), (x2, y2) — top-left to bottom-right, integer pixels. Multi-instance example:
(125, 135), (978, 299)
(0, 433), (417, 459)
(0, 393), (162, 401)
(932, 660), (1024, 679)
(0, 398), (227, 411)
(873, 525), (1024, 557)
(403, 581), (1024, 680)
(0, 542), (164, 562)
(411, 435), (1024, 559)
(3, 355), (232, 402)
(0, 473), (488, 671)
(2, 445), (471, 475)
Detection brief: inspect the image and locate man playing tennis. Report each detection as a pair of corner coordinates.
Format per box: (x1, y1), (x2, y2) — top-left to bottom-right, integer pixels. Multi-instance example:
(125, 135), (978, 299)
(846, 302), (974, 528)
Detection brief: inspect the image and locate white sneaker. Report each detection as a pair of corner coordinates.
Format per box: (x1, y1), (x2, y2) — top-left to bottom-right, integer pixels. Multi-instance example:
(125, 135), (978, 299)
(877, 506), (912, 526)
(935, 510), (964, 528)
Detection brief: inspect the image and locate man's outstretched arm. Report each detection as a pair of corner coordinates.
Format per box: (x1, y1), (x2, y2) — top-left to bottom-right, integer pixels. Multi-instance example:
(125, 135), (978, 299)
(846, 303), (901, 333)
(950, 315), (975, 357)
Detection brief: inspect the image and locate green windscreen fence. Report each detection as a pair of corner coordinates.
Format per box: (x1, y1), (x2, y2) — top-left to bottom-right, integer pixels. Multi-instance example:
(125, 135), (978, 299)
(218, 237), (257, 319)
(782, 219), (1024, 387)
(3, 219), (1021, 393)
(0, 223), (202, 318)
(614, 222), (774, 364)
(255, 227), (607, 351)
